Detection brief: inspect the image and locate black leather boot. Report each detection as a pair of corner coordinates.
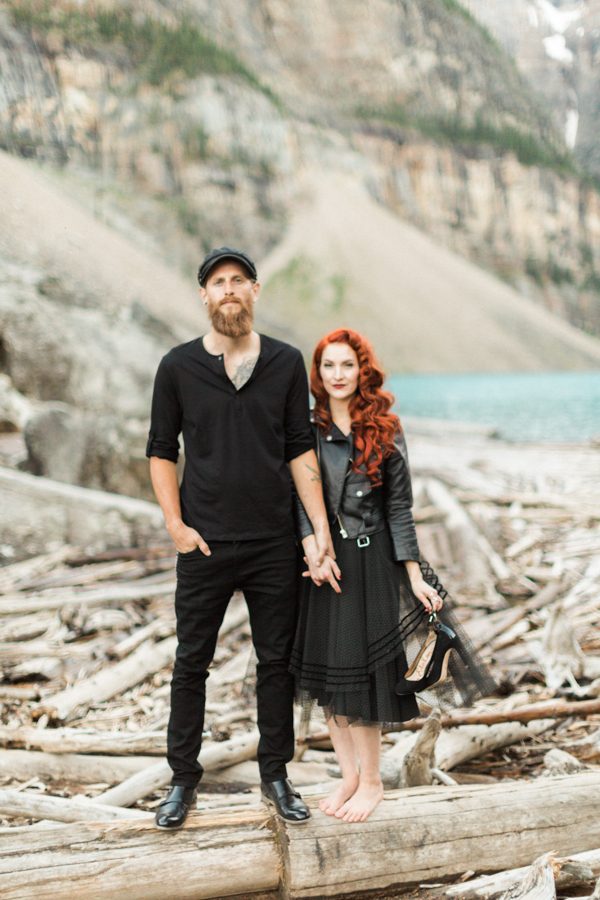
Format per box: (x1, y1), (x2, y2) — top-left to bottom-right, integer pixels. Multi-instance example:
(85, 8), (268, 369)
(155, 785), (197, 830)
(261, 778), (310, 824)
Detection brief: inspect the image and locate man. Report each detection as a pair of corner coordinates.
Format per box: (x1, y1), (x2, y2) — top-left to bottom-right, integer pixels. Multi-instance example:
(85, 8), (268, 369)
(146, 246), (337, 829)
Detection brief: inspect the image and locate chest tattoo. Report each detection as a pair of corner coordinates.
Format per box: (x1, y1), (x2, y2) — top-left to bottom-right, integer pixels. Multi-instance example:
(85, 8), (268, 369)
(230, 355), (259, 389)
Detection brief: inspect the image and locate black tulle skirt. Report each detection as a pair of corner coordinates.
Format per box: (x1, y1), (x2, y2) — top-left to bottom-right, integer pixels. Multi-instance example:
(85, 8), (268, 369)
(289, 529), (496, 727)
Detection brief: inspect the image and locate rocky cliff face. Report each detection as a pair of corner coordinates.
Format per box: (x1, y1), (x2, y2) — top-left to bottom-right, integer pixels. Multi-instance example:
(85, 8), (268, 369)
(1, 0), (598, 331)
(0, 0), (599, 499)
(177, 0), (554, 133)
(0, 4), (293, 257)
(352, 130), (600, 334)
(460, 0), (600, 177)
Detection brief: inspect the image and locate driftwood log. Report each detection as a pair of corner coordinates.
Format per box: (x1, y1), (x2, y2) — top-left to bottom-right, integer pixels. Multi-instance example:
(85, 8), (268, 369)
(399, 697), (600, 729)
(381, 718), (554, 788)
(35, 636), (177, 723)
(432, 719), (554, 771)
(424, 477), (508, 607)
(96, 729), (261, 806)
(0, 789), (149, 823)
(401, 707), (441, 786)
(442, 848), (600, 898)
(0, 580), (175, 616)
(0, 749), (157, 785)
(283, 774), (600, 898)
(0, 725), (167, 756)
(0, 774), (599, 899)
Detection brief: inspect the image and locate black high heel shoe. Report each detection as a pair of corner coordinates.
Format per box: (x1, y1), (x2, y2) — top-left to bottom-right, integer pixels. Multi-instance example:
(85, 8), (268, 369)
(395, 613), (461, 695)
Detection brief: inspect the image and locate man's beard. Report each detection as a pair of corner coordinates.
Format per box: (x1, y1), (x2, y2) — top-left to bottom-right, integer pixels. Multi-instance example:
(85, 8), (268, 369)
(208, 301), (254, 338)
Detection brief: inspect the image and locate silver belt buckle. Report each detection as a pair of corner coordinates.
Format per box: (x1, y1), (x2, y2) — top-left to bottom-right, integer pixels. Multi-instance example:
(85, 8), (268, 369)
(357, 535), (370, 548)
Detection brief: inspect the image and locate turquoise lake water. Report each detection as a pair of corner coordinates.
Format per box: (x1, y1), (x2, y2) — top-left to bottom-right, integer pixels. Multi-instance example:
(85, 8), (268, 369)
(388, 371), (600, 443)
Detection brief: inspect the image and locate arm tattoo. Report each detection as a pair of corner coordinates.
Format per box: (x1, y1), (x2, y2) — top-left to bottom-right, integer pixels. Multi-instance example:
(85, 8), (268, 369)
(231, 355), (258, 389)
(305, 463), (322, 482)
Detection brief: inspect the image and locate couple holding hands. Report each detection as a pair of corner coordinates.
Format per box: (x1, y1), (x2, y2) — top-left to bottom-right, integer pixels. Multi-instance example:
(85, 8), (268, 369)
(147, 247), (494, 831)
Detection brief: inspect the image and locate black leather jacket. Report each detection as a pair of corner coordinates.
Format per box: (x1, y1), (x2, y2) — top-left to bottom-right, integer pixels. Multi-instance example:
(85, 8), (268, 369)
(295, 423), (420, 562)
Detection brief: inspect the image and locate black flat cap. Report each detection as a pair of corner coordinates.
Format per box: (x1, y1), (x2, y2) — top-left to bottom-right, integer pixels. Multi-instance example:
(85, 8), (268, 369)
(197, 247), (257, 287)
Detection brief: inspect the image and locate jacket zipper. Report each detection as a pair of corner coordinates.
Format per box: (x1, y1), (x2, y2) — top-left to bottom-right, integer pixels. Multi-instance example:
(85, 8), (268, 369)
(318, 431), (351, 539)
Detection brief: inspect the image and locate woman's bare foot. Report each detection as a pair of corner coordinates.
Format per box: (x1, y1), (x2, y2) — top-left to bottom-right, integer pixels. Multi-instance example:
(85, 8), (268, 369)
(334, 780), (384, 822)
(318, 776), (359, 816)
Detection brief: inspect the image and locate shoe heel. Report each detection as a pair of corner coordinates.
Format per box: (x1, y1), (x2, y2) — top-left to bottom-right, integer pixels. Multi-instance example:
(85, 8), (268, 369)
(436, 648), (453, 685)
(395, 626), (458, 695)
(403, 631), (437, 681)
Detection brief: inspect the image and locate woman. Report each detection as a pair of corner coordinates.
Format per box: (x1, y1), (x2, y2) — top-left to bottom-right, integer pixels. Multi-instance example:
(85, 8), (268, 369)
(290, 328), (495, 824)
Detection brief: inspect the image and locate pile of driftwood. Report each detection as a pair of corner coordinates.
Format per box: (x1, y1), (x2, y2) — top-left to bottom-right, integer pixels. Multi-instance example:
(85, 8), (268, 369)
(0, 438), (599, 899)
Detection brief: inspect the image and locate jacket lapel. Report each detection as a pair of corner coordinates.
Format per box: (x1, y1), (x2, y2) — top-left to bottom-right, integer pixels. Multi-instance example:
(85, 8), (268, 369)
(317, 426), (351, 517)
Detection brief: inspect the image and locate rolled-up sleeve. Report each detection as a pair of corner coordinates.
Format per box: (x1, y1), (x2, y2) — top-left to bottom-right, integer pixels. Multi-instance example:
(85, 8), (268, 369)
(145, 356), (182, 462)
(383, 430), (420, 562)
(284, 353), (314, 462)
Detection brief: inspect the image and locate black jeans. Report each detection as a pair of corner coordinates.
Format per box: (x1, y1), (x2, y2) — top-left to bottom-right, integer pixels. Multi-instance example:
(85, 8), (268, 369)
(167, 535), (299, 787)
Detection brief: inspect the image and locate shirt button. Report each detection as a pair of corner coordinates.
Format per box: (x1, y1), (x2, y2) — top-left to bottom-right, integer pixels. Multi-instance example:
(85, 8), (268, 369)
(356, 490), (363, 497)
(326, 435), (332, 441)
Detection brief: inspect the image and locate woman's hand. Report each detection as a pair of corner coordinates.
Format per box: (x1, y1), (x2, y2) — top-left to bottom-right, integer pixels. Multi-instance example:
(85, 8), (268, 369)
(303, 554), (342, 594)
(302, 535), (342, 593)
(409, 575), (443, 614)
(404, 560), (443, 613)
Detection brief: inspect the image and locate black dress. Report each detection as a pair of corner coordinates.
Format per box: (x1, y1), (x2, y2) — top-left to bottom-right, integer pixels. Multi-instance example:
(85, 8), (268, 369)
(290, 426), (496, 726)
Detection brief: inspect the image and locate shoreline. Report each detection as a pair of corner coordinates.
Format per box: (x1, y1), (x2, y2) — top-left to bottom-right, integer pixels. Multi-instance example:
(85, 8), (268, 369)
(401, 413), (600, 448)
(391, 370), (600, 446)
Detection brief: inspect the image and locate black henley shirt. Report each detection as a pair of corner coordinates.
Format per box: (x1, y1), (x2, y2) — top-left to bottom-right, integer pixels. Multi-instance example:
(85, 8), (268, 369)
(146, 334), (314, 541)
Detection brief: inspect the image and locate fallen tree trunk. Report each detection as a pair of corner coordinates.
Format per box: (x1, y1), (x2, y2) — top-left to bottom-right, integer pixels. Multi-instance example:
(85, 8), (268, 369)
(400, 697), (600, 729)
(424, 478), (508, 607)
(0, 611), (57, 642)
(469, 580), (564, 652)
(384, 718), (555, 784)
(435, 719), (555, 770)
(0, 750), (157, 785)
(96, 729), (261, 807)
(0, 638), (106, 662)
(284, 773), (600, 898)
(0, 581), (175, 617)
(0, 547), (72, 593)
(442, 848), (600, 898)
(203, 758), (333, 789)
(401, 707), (441, 786)
(0, 809), (278, 900)
(0, 789), (149, 823)
(108, 619), (172, 660)
(36, 636), (177, 723)
(0, 774), (599, 899)
(0, 725), (166, 756)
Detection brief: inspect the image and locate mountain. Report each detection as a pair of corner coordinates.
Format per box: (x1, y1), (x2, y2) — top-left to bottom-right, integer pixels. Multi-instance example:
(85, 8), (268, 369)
(258, 170), (600, 370)
(1, 0), (599, 332)
(460, 0), (600, 176)
(0, 0), (599, 498)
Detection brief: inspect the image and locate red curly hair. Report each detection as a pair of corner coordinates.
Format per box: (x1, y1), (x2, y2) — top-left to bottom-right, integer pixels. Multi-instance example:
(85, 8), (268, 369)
(310, 328), (402, 485)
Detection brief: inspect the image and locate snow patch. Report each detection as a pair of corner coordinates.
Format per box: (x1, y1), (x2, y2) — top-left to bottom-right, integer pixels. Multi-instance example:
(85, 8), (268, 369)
(536, 0), (581, 34)
(565, 108), (579, 148)
(543, 33), (574, 63)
